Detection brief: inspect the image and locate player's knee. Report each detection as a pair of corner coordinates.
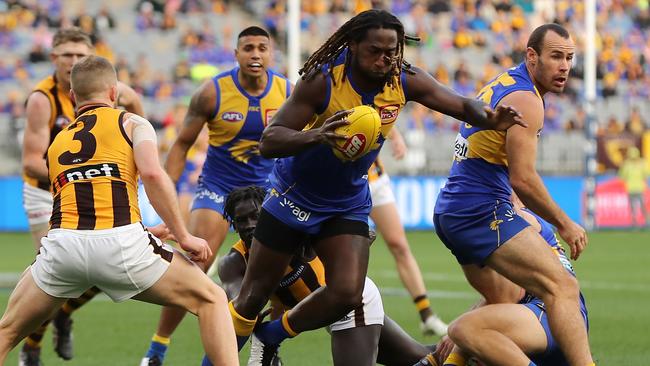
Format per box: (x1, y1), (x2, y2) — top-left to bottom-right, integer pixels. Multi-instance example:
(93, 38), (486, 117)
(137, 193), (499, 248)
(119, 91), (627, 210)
(447, 318), (473, 348)
(542, 271), (579, 302)
(193, 283), (228, 313)
(327, 283), (363, 311)
(386, 238), (410, 258)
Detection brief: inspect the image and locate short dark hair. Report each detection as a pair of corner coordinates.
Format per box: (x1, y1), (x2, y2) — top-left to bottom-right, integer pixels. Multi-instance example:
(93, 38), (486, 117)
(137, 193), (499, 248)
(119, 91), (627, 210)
(527, 23), (570, 55)
(223, 186), (267, 226)
(238, 26), (270, 40)
(52, 27), (93, 48)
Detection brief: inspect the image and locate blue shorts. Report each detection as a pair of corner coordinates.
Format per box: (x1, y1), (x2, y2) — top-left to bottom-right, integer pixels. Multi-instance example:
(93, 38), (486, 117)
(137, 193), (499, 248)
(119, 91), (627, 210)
(191, 178), (271, 216)
(433, 200), (530, 265)
(262, 186), (371, 235)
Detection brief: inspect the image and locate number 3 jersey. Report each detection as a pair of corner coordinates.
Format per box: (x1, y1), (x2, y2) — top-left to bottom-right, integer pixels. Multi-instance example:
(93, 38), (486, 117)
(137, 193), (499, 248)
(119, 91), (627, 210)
(47, 105), (141, 230)
(435, 62), (542, 213)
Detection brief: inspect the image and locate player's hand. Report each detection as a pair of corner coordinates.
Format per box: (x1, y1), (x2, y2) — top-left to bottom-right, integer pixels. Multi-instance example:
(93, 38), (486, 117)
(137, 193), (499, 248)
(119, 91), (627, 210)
(178, 234), (212, 263)
(317, 109), (351, 147)
(557, 221), (588, 260)
(433, 335), (455, 365)
(147, 223), (176, 242)
(485, 104), (526, 131)
(389, 131), (407, 160)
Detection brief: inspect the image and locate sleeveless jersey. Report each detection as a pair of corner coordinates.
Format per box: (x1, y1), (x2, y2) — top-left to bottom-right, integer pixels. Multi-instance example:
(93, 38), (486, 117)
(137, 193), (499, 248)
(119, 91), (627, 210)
(232, 240), (325, 308)
(270, 50), (407, 207)
(436, 63), (542, 213)
(24, 75), (76, 190)
(202, 67), (291, 190)
(47, 105), (141, 230)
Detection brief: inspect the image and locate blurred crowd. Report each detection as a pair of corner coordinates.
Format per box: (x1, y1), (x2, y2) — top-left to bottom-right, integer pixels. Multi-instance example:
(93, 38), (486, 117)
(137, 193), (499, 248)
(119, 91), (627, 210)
(1, 0), (649, 172)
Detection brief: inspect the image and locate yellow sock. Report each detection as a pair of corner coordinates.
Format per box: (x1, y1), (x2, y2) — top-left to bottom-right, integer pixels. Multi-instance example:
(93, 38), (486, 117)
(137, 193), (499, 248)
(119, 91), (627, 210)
(152, 334), (170, 345)
(443, 352), (467, 366)
(414, 295), (431, 312)
(281, 311), (299, 337)
(228, 301), (257, 337)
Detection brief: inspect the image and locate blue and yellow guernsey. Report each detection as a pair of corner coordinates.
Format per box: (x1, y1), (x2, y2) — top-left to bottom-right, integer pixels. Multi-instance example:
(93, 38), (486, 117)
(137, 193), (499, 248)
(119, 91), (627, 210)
(202, 67), (291, 190)
(436, 62), (542, 213)
(270, 50), (407, 208)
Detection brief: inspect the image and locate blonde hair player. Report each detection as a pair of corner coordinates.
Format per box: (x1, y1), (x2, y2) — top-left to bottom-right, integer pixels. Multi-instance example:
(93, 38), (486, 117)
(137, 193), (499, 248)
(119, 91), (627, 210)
(0, 56), (238, 366)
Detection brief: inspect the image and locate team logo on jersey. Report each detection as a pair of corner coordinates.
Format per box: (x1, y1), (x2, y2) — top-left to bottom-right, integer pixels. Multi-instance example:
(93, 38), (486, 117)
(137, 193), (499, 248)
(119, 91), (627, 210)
(453, 134), (469, 162)
(229, 139), (260, 164)
(221, 111), (244, 122)
(53, 163), (121, 193)
(264, 109), (277, 126)
(489, 219), (503, 231)
(378, 105), (399, 125)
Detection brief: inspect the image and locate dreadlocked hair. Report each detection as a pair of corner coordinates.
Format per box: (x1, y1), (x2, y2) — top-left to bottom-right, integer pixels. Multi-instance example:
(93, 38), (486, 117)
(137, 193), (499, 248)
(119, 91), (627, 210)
(223, 186), (267, 226)
(299, 9), (419, 89)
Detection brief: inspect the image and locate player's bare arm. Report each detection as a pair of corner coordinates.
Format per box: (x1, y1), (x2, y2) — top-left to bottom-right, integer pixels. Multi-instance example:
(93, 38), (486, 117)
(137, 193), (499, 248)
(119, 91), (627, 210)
(406, 66), (525, 130)
(504, 91), (587, 259)
(387, 128), (407, 159)
(126, 112), (212, 263)
(164, 80), (216, 182)
(116, 81), (145, 116)
(22, 92), (52, 182)
(217, 252), (247, 300)
(259, 73), (348, 157)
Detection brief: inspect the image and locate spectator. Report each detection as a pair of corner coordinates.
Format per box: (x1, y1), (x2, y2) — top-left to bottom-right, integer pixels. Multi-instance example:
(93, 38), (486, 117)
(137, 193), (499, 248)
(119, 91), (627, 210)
(619, 147), (650, 228)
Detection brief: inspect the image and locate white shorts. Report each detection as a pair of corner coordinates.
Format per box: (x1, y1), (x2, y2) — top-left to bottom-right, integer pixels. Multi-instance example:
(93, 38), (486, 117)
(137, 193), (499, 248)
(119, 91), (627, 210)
(369, 174), (395, 208)
(23, 183), (53, 227)
(329, 277), (384, 332)
(31, 222), (173, 302)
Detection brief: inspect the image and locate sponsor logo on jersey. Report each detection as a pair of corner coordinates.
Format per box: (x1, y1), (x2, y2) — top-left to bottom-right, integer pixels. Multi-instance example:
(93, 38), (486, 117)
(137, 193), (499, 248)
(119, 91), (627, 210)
(222, 111), (244, 122)
(264, 109), (277, 126)
(194, 188), (225, 204)
(279, 197), (311, 222)
(453, 134), (469, 162)
(53, 163), (121, 192)
(248, 106), (260, 112)
(378, 104), (399, 125)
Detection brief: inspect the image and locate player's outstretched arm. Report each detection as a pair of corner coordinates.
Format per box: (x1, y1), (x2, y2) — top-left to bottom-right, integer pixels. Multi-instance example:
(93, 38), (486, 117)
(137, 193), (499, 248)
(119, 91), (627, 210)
(116, 81), (145, 116)
(22, 92), (52, 183)
(405, 66), (525, 131)
(260, 73), (347, 157)
(217, 251), (247, 300)
(127, 113), (212, 263)
(503, 91), (587, 260)
(165, 80), (216, 182)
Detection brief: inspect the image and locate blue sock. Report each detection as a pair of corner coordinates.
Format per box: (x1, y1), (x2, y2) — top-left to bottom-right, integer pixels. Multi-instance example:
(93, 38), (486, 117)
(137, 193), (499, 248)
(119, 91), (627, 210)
(145, 341), (168, 361)
(529, 362), (537, 366)
(255, 319), (292, 346)
(201, 354), (212, 366)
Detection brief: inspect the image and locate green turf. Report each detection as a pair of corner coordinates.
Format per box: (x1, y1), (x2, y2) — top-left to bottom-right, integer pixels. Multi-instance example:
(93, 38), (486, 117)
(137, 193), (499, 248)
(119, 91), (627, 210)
(1, 231), (649, 365)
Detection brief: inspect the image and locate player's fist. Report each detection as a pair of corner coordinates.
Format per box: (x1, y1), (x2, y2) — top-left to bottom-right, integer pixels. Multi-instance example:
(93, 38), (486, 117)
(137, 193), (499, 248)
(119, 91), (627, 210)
(178, 235), (212, 263)
(557, 221), (588, 260)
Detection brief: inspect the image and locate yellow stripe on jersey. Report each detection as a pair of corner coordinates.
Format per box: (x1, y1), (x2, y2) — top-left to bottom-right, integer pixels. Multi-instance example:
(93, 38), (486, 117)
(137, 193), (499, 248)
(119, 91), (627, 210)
(466, 130), (508, 166)
(47, 105), (141, 230)
(306, 52), (406, 143)
(23, 75), (76, 190)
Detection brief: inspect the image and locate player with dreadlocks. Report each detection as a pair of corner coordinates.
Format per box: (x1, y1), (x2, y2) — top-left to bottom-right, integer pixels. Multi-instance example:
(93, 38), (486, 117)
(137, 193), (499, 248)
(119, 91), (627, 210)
(220, 9), (525, 365)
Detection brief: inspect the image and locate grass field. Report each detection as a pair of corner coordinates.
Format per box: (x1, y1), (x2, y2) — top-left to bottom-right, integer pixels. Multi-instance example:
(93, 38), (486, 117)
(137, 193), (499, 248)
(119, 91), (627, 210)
(1, 231), (649, 365)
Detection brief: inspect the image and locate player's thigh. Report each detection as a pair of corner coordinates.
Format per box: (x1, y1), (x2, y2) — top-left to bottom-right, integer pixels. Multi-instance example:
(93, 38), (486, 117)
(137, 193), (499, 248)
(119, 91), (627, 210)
(0, 269), (66, 343)
(132, 250), (224, 314)
(189, 208), (229, 250)
(331, 324), (382, 366)
(369, 203), (407, 247)
(486, 227), (575, 297)
(461, 263), (523, 304)
(314, 233), (369, 290)
(454, 304), (547, 355)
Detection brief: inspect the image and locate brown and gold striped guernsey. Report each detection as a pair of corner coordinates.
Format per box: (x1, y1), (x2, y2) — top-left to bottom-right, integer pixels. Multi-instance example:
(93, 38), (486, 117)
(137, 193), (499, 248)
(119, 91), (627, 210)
(367, 158), (385, 183)
(47, 105), (141, 230)
(232, 240), (326, 308)
(24, 75), (76, 190)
